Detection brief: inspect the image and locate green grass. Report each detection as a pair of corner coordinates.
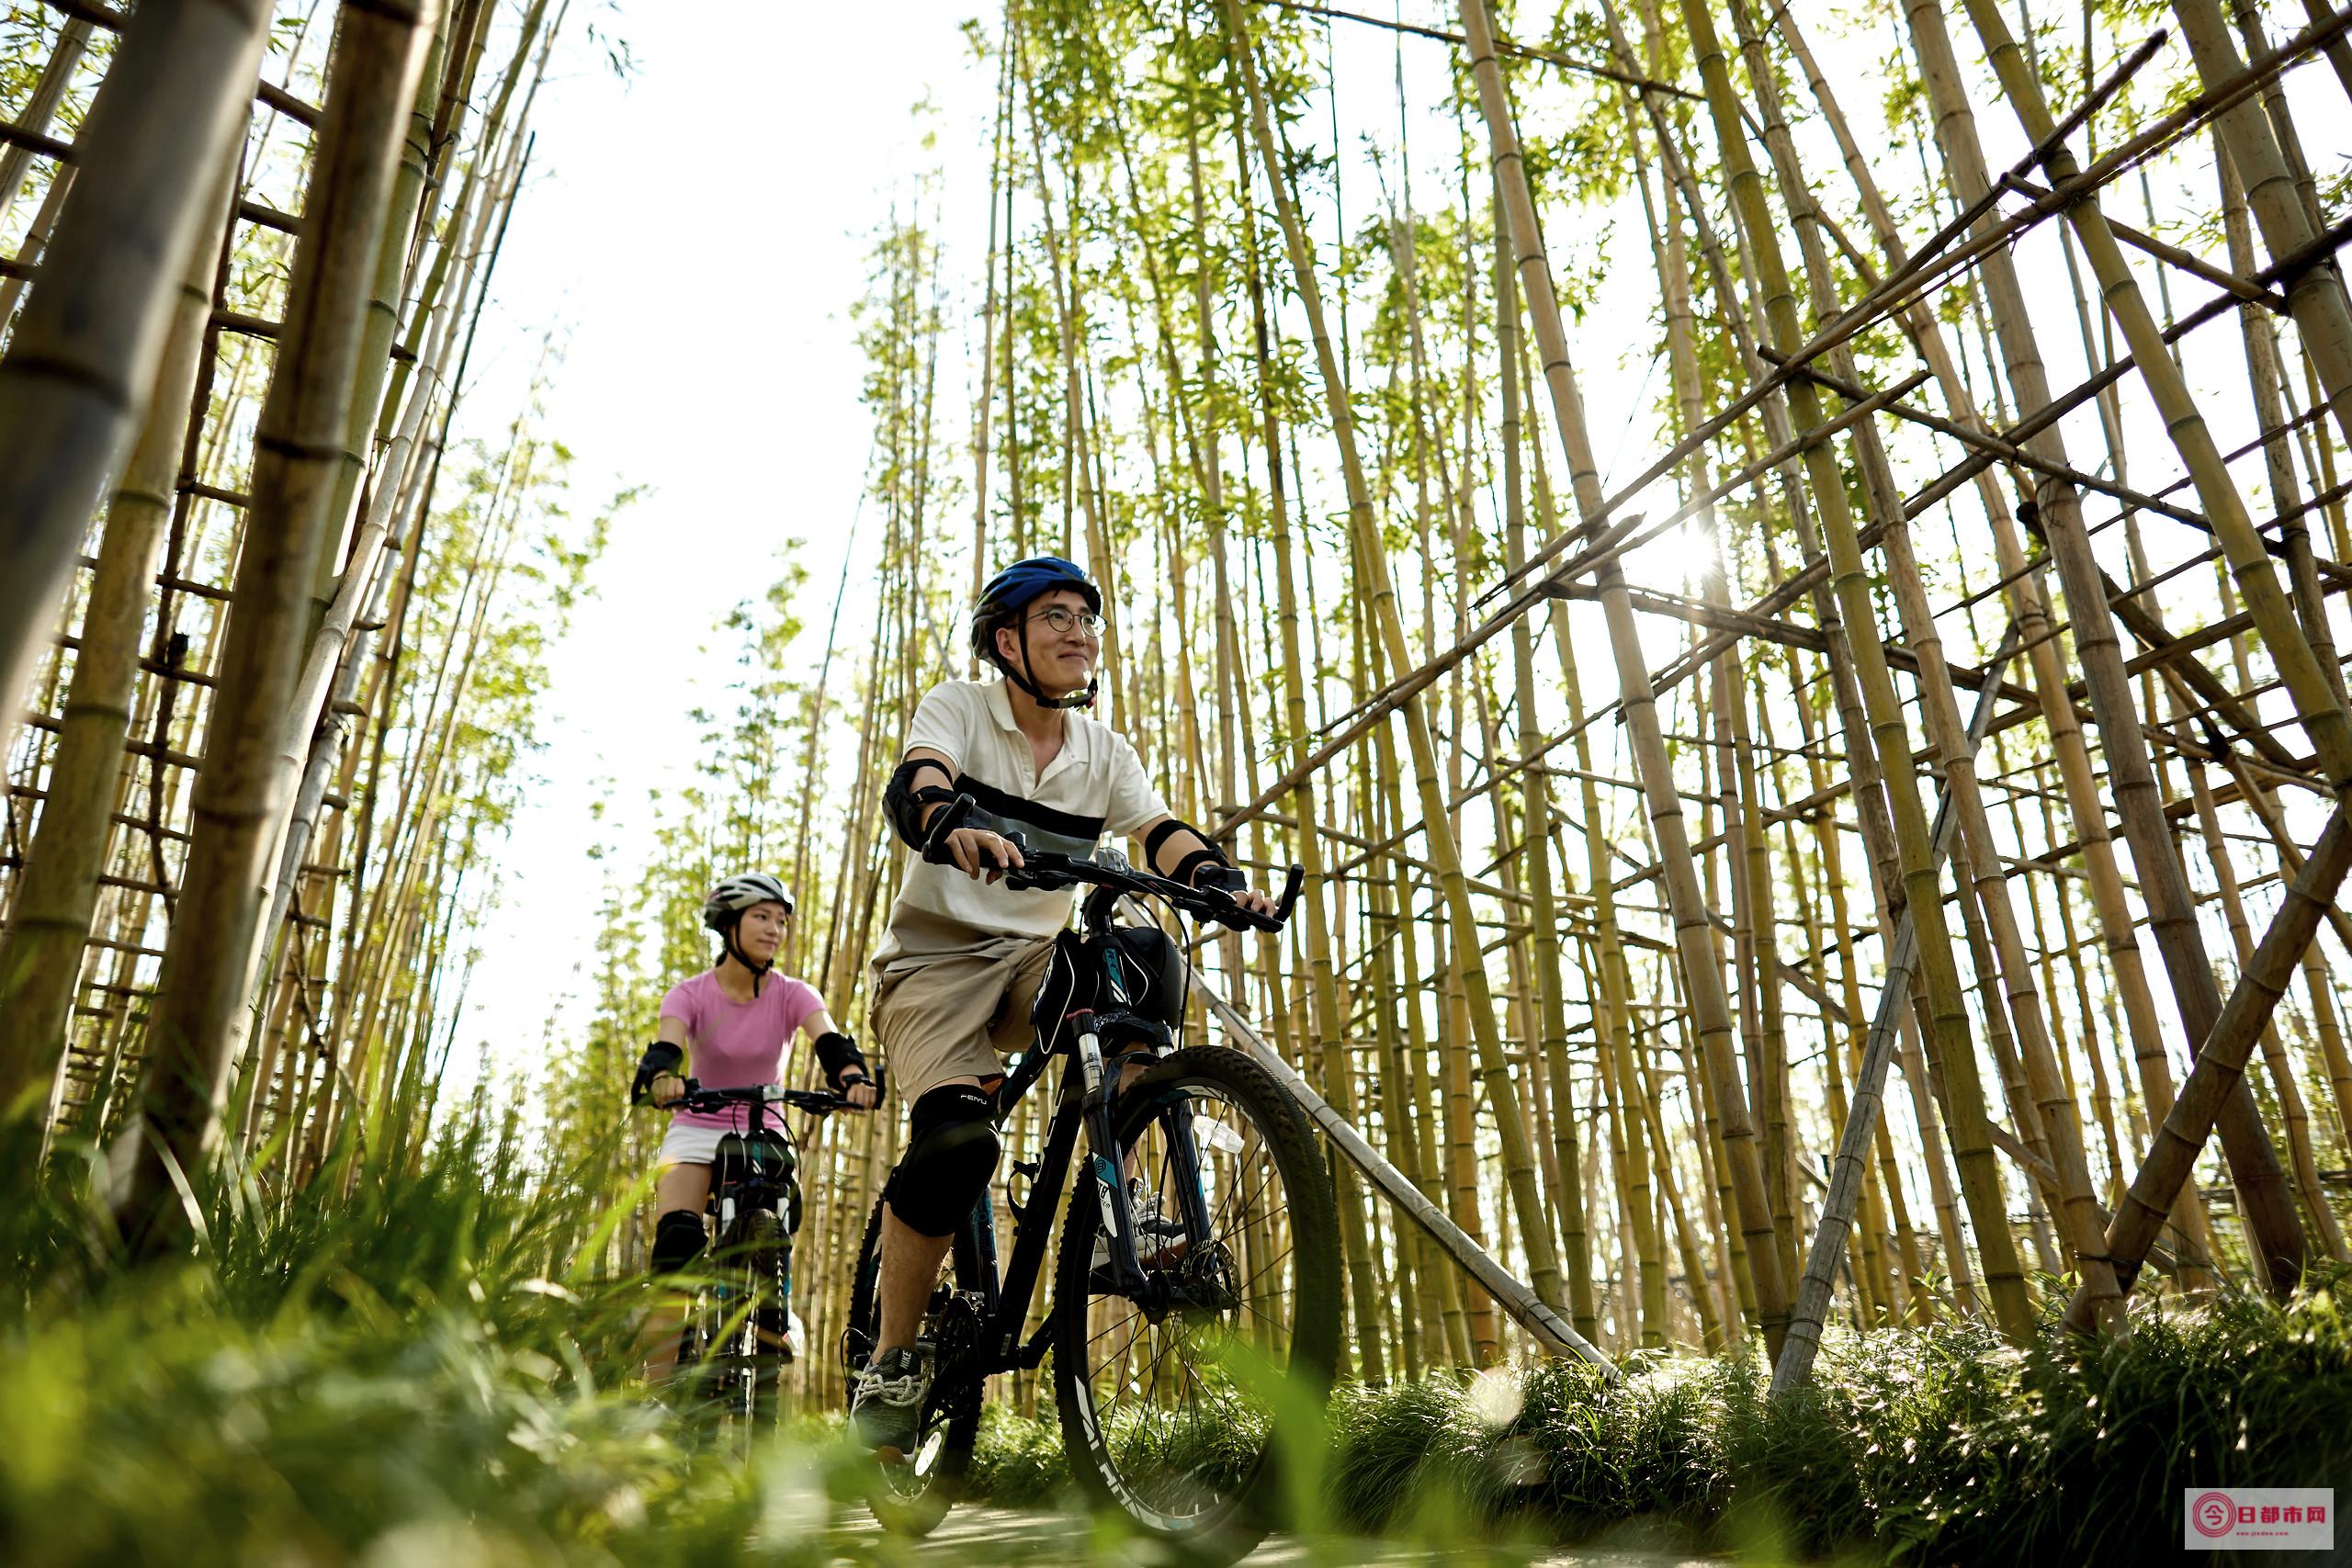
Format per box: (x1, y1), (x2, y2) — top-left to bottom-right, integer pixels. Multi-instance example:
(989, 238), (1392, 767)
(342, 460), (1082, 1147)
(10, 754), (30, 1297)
(6, 1120), (2346, 1564)
(0, 1118), (886, 1566)
(960, 1284), (2352, 1562)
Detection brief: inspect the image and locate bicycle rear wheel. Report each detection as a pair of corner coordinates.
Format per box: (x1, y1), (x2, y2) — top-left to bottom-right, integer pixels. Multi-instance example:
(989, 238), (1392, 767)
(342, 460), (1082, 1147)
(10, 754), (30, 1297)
(1052, 1044), (1340, 1562)
(843, 1195), (985, 1536)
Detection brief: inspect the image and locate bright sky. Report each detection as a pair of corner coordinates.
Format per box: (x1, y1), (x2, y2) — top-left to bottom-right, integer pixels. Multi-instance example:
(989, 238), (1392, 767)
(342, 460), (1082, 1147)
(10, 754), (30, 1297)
(448, 3), (1001, 1098)
(443, 0), (2352, 1111)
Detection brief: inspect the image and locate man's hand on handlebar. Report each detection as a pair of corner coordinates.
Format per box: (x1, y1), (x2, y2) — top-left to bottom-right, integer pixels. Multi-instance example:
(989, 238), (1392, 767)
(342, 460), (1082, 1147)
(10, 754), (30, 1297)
(921, 794), (1023, 883)
(1190, 860), (1283, 924)
(1226, 884), (1281, 919)
(942, 824), (1023, 884)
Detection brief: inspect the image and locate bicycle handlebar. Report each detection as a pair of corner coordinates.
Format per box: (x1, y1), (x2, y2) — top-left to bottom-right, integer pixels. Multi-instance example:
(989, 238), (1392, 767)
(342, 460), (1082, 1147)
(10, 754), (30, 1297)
(920, 792), (1304, 933)
(669, 1077), (876, 1116)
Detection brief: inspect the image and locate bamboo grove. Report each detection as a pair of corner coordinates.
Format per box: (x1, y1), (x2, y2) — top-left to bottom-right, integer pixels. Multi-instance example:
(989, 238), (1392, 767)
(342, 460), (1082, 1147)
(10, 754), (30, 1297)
(7, 0), (2352, 1419)
(565, 0), (2352, 1407)
(0, 0), (608, 1238)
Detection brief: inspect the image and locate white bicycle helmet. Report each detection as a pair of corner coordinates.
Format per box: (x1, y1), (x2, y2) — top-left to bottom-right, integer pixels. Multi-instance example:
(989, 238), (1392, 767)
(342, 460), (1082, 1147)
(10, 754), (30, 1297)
(702, 872), (794, 994)
(702, 872), (794, 929)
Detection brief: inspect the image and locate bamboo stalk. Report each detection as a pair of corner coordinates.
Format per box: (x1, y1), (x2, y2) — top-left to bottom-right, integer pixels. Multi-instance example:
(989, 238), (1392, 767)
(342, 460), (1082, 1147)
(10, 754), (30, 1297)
(117, 1), (439, 1252)
(0, 148), (236, 1133)
(1226, 0), (1566, 1319)
(0, 0), (271, 775)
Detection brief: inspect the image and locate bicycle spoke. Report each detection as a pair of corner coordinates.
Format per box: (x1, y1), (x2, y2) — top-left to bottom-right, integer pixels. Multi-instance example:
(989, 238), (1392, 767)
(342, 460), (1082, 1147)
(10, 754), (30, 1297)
(1069, 1076), (1313, 1525)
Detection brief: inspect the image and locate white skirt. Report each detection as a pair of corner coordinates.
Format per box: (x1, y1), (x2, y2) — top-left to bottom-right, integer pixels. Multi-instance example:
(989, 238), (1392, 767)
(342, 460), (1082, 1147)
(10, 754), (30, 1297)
(656, 1122), (728, 1167)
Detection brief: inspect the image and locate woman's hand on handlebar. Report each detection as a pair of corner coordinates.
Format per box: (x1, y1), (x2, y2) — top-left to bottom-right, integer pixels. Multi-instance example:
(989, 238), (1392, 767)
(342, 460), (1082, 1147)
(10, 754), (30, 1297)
(841, 1077), (879, 1111)
(650, 1072), (686, 1109)
(941, 825), (1022, 883)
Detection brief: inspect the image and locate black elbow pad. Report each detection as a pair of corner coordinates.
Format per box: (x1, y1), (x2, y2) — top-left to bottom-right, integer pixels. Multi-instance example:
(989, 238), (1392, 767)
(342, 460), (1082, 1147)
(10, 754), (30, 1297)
(814, 1030), (868, 1088)
(630, 1041), (684, 1106)
(885, 759), (959, 850)
(1145, 817), (1229, 885)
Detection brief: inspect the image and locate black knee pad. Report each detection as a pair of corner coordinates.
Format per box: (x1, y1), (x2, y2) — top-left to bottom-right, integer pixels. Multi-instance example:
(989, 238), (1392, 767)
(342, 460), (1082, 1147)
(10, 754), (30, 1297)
(887, 1084), (1001, 1237)
(651, 1210), (707, 1274)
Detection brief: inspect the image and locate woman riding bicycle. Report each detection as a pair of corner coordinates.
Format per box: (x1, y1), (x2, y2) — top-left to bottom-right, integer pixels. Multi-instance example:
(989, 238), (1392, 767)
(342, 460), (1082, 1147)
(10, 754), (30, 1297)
(850, 556), (1277, 1457)
(631, 872), (877, 1380)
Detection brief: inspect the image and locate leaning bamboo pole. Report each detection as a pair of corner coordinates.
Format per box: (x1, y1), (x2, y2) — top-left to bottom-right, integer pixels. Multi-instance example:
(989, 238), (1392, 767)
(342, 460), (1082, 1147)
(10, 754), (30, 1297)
(2167, 0), (2352, 448)
(0, 150), (238, 1131)
(1721, 0), (2122, 1326)
(1495, 190), (1599, 1342)
(1775, 634), (2014, 1393)
(2181, 756), (2350, 1264)
(116, 1), (439, 1253)
(0, 19), (94, 233)
(1673, 0), (2034, 1342)
(1934, 0), (2319, 1301)
(0, 0), (272, 784)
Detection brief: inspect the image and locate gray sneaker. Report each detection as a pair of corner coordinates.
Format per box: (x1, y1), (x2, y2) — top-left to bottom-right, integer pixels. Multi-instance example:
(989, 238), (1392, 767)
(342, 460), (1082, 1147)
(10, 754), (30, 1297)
(849, 1347), (930, 1460)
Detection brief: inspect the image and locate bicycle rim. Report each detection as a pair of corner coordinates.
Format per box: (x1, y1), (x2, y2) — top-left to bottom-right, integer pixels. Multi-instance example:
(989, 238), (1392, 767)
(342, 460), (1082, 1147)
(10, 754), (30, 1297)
(1056, 1048), (1339, 1543)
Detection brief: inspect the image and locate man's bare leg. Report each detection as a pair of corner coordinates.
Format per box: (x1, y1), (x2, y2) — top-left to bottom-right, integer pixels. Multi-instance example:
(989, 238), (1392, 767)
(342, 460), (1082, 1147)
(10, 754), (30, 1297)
(868, 1059), (1151, 1360)
(875, 1205), (956, 1354)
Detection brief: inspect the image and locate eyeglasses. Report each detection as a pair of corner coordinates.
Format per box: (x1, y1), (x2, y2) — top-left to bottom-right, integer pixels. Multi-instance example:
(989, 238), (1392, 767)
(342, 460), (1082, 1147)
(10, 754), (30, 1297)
(1029, 605), (1106, 639)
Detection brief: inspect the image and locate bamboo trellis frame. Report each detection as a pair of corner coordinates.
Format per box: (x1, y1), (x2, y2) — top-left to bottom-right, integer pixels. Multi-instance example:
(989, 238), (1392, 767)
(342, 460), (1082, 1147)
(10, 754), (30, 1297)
(6, 0), (2352, 1414)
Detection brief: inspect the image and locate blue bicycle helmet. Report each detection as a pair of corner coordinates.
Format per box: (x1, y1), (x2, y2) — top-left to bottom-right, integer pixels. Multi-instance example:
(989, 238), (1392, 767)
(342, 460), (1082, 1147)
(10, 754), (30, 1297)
(972, 556), (1102, 709)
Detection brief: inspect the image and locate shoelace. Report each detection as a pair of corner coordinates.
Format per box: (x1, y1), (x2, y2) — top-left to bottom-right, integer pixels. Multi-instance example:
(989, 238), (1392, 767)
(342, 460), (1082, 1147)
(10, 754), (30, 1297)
(855, 1364), (926, 1408)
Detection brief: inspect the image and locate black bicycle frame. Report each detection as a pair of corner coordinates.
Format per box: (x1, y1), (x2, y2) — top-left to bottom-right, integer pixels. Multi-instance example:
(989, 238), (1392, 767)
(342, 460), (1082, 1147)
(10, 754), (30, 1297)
(940, 910), (1217, 1382)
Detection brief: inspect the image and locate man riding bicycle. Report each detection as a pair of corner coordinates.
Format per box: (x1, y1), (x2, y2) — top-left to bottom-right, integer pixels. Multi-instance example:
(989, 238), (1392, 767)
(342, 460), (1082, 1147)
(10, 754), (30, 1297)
(850, 555), (1277, 1458)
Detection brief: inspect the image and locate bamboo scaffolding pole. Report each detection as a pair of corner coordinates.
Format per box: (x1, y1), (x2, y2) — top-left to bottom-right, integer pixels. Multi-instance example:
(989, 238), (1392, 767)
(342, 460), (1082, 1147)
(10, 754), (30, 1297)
(117, 2), (439, 1250)
(1905, 0), (2312, 1303)
(1225, 0), (1566, 1318)
(1452, 0), (1789, 1354)
(0, 0), (271, 784)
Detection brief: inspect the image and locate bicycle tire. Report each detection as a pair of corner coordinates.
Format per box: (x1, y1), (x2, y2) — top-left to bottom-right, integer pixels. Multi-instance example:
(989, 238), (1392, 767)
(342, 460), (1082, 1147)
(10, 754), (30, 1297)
(1051, 1043), (1340, 1563)
(740, 1208), (788, 1431)
(843, 1194), (984, 1536)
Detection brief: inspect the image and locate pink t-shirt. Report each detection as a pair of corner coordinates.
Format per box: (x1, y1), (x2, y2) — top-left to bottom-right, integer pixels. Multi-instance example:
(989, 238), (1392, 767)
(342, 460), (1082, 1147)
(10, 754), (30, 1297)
(659, 969), (826, 1132)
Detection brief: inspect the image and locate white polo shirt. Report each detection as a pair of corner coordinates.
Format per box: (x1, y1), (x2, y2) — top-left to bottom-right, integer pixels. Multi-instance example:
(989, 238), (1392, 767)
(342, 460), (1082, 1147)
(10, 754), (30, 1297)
(871, 678), (1170, 968)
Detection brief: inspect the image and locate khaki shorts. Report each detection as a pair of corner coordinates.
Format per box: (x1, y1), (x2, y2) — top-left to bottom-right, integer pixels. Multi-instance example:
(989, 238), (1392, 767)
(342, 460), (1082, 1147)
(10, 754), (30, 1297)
(871, 936), (1059, 1101)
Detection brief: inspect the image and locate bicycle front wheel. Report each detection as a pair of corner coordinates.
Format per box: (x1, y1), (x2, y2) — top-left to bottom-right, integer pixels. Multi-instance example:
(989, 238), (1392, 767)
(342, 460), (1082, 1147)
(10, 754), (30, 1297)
(1052, 1044), (1340, 1561)
(843, 1195), (984, 1536)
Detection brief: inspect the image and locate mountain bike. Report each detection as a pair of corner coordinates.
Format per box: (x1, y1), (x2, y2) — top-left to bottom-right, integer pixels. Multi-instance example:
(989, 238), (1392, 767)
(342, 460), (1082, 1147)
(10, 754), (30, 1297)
(670, 1078), (871, 1429)
(842, 798), (1340, 1562)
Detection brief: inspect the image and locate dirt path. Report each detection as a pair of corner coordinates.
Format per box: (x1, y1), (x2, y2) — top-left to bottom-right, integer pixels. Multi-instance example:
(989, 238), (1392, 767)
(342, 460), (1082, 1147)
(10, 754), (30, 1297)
(839, 1504), (1724, 1564)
